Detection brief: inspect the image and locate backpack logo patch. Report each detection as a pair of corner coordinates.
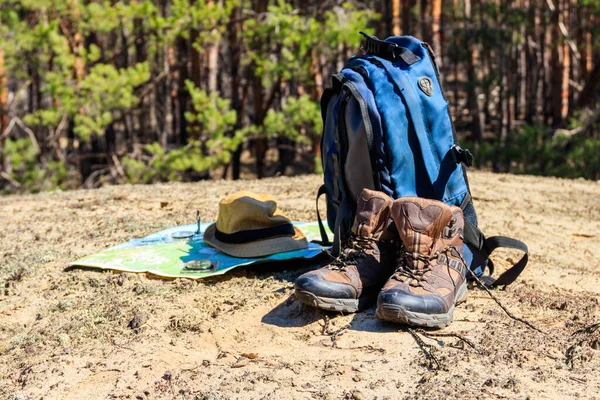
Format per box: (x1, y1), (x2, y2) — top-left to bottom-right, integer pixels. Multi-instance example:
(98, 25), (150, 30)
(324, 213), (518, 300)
(418, 77), (433, 96)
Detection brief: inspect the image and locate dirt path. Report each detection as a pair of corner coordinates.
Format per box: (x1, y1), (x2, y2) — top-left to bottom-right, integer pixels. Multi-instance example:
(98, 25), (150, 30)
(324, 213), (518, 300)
(1, 171), (599, 400)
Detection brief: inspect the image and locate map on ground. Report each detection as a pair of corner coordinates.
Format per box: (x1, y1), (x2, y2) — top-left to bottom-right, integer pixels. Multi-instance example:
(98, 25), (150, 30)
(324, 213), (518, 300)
(69, 222), (333, 279)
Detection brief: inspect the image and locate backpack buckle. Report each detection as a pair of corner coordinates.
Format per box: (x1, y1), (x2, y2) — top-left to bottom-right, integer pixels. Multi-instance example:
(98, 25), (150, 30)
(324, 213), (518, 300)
(386, 43), (404, 62)
(359, 32), (420, 65)
(451, 145), (474, 167)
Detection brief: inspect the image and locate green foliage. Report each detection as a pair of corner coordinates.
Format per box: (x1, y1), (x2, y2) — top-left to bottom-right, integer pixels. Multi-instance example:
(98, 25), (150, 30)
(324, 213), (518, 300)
(564, 137), (600, 180)
(6, 139), (38, 175)
(582, 0), (600, 13)
(4, 139), (67, 192)
(238, 95), (321, 148)
(314, 157), (323, 175)
(123, 143), (185, 183)
(244, 1), (376, 88)
(263, 95), (322, 144)
(123, 82), (243, 184)
(185, 80), (237, 139)
(75, 63), (150, 140)
(2, 0), (600, 195)
(321, 3), (376, 53)
(243, 0), (316, 86)
(466, 124), (600, 180)
(25, 63), (150, 141)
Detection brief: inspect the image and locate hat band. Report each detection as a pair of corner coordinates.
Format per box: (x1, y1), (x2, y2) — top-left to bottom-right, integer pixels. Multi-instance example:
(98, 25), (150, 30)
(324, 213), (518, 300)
(214, 223), (295, 244)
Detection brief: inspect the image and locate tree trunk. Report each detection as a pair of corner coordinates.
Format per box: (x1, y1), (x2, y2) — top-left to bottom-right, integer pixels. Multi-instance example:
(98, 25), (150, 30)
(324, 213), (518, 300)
(402, 0), (411, 34)
(206, 0), (222, 94)
(577, 61), (600, 108)
(159, 0), (171, 148)
(477, 0), (491, 125)
(378, 0), (393, 35)
(392, 0), (401, 35)
(431, 0), (442, 66)
(584, 12), (593, 81)
(560, 1), (570, 121)
(542, 5), (552, 125)
(310, 49), (323, 171)
(452, 0), (459, 118)
(168, 42), (180, 145)
(525, 1), (537, 124)
(133, 0), (148, 145)
(228, 5), (244, 180)
(71, 1), (90, 184)
(508, 29), (516, 130)
(420, 0), (428, 41)
(517, 3), (527, 122)
(550, 0), (563, 127)
(252, 0), (270, 179)
(465, 0), (485, 142)
(0, 46), (9, 175)
(176, 37), (189, 145)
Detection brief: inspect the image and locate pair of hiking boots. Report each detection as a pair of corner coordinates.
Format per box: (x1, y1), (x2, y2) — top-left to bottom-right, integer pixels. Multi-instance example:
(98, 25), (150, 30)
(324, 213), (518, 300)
(295, 189), (468, 328)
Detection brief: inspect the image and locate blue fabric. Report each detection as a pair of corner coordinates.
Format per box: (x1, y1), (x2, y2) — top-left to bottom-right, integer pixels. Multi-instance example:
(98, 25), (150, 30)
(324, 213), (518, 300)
(320, 35), (485, 276)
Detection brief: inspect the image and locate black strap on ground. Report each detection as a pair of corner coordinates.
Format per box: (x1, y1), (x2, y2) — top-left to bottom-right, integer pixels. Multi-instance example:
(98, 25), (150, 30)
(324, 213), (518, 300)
(314, 185), (332, 246)
(463, 220), (529, 287)
(484, 236), (529, 287)
(359, 32), (420, 65)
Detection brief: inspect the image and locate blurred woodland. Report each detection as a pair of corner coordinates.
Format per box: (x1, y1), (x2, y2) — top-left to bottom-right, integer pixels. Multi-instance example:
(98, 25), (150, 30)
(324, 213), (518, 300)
(1, 0), (599, 193)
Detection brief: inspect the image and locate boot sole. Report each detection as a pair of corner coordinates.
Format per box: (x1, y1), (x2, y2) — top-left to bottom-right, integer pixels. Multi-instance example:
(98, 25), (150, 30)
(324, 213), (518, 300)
(295, 284), (385, 313)
(294, 290), (359, 313)
(375, 281), (468, 328)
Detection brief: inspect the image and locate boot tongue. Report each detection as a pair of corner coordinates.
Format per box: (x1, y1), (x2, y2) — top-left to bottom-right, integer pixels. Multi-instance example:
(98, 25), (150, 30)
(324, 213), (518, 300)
(392, 198), (453, 270)
(351, 189), (392, 238)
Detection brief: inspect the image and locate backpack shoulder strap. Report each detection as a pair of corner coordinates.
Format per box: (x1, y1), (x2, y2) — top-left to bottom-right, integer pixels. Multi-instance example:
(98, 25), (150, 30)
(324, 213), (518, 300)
(315, 184), (331, 246)
(331, 196), (352, 257)
(314, 184), (352, 257)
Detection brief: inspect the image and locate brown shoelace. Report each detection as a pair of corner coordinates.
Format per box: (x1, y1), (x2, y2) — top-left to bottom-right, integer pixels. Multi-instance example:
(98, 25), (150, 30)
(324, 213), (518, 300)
(392, 247), (457, 285)
(328, 235), (378, 271)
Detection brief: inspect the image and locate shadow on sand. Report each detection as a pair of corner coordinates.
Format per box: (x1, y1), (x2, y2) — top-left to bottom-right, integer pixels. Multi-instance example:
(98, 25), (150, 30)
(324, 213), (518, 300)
(262, 293), (401, 333)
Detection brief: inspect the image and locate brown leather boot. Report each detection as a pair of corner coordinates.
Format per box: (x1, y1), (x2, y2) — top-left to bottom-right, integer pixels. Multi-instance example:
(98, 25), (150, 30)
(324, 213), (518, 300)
(376, 197), (467, 328)
(295, 189), (398, 312)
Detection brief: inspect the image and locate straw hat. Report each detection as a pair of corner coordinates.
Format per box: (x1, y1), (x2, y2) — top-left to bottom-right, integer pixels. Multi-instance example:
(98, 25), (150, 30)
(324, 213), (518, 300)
(204, 191), (308, 258)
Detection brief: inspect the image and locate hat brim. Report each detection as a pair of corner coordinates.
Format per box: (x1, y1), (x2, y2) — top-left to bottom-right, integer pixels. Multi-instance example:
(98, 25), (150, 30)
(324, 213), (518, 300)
(203, 223), (308, 258)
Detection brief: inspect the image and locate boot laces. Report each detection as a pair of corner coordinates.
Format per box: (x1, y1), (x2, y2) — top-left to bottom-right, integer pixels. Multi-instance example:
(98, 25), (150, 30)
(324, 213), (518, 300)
(329, 235), (378, 271)
(392, 246), (457, 284)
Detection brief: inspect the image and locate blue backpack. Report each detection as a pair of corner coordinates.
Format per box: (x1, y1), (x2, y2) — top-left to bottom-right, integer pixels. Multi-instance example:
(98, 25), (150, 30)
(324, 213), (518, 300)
(316, 33), (528, 286)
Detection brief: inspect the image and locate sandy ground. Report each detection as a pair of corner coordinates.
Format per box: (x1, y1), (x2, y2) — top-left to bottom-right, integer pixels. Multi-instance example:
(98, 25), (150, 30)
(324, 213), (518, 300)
(1, 171), (599, 400)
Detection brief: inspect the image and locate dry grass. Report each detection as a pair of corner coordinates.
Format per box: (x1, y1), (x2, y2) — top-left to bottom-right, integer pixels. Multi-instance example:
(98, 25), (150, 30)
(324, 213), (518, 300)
(0, 172), (599, 399)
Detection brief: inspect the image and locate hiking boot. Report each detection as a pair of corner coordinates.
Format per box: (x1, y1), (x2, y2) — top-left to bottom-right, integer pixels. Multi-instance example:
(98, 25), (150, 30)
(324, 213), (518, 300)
(376, 197), (467, 328)
(294, 189), (398, 312)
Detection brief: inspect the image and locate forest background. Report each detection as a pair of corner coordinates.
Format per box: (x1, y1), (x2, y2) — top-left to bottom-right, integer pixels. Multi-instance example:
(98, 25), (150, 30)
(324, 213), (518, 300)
(0, 0), (599, 194)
